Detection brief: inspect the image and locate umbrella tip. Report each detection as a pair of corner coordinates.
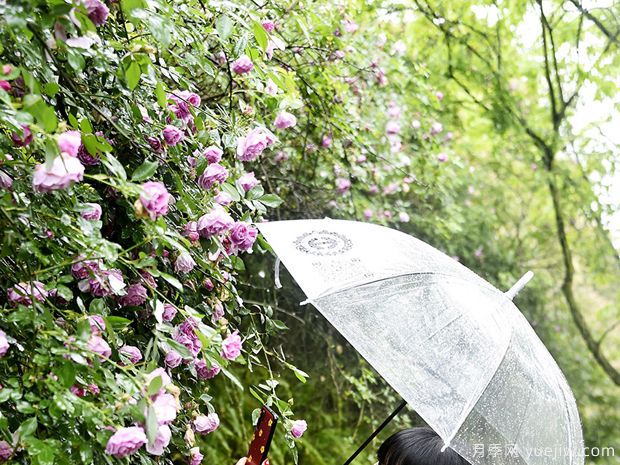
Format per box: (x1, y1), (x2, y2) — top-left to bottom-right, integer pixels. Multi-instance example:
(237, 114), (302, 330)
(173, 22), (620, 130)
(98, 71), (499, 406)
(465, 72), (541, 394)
(505, 270), (534, 300)
(440, 441), (451, 452)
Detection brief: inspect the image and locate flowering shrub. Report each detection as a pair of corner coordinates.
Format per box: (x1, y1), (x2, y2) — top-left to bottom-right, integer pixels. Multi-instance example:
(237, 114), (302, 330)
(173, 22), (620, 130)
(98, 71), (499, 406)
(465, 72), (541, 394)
(0, 0), (456, 463)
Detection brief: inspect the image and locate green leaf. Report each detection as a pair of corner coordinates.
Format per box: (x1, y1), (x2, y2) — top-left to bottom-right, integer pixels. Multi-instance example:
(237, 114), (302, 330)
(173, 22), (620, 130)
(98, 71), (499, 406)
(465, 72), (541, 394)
(216, 15), (234, 41)
(253, 21), (269, 51)
(24, 94), (57, 132)
(131, 160), (159, 182)
(145, 405), (158, 445)
(125, 61), (142, 90)
(147, 376), (162, 397)
(18, 416), (38, 439)
(160, 273), (183, 290)
(258, 194), (283, 208)
(155, 81), (167, 108)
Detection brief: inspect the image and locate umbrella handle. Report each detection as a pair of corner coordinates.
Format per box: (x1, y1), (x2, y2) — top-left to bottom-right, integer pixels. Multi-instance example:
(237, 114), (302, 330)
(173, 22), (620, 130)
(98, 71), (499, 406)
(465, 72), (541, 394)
(505, 271), (534, 300)
(342, 400), (408, 465)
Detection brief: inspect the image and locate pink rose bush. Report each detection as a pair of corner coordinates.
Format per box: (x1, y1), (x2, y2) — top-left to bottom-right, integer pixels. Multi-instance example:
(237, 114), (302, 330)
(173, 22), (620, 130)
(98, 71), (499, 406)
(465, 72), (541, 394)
(291, 419), (308, 438)
(274, 110), (297, 129)
(237, 127), (276, 161)
(139, 181), (171, 220)
(105, 426), (147, 458)
(193, 413), (220, 434)
(231, 55), (254, 74)
(221, 331), (242, 360)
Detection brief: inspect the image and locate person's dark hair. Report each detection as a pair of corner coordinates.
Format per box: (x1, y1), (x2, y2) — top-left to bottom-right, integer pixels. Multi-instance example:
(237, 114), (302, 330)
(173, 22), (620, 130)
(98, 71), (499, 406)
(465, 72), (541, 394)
(377, 427), (469, 465)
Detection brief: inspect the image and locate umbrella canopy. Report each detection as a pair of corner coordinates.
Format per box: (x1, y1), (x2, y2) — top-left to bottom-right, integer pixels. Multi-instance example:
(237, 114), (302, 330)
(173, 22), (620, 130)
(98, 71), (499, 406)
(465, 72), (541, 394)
(257, 218), (583, 465)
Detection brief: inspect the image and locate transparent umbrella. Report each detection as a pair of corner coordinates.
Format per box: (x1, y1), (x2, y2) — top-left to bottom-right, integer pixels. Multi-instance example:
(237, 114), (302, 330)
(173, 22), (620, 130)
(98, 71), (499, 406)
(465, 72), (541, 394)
(257, 218), (583, 465)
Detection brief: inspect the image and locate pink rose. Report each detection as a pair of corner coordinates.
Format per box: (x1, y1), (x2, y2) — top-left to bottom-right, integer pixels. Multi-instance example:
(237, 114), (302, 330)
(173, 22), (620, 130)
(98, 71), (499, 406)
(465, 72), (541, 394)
(430, 122), (443, 135)
(363, 209), (373, 220)
(33, 153), (84, 192)
(436, 91), (444, 101)
(175, 251), (196, 274)
(162, 303), (177, 322)
(139, 181), (171, 220)
(152, 392), (178, 425)
(211, 301), (224, 321)
(119, 345), (142, 365)
(11, 125), (33, 146)
(119, 283), (148, 307)
(274, 111), (297, 130)
(88, 335), (112, 359)
(198, 163), (229, 189)
(321, 134), (332, 148)
(237, 127), (276, 161)
(291, 419), (307, 438)
(145, 368), (172, 390)
(88, 315), (106, 334)
(84, 0), (109, 26)
(182, 221), (199, 242)
(0, 440), (14, 462)
(231, 55), (253, 74)
(214, 191), (233, 206)
(193, 413), (220, 434)
(162, 125), (184, 145)
(262, 20), (275, 32)
(335, 177), (351, 194)
(203, 145), (223, 164)
(437, 153), (448, 163)
(221, 331), (242, 360)
(146, 424), (171, 456)
(105, 426), (147, 458)
(229, 222), (258, 252)
(0, 81), (10, 92)
(398, 212), (410, 223)
(190, 447), (204, 465)
(7, 281), (48, 306)
(81, 202), (102, 220)
(195, 359), (221, 379)
(237, 171), (259, 192)
(165, 349), (182, 368)
(0, 330), (9, 357)
(0, 171), (12, 190)
(385, 121), (400, 135)
(197, 207), (234, 238)
(58, 130), (82, 157)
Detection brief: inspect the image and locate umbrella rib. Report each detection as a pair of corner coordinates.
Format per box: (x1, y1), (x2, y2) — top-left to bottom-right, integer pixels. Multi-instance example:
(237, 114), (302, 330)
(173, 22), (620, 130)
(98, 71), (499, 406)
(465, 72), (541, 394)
(300, 271), (497, 305)
(441, 326), (514, 451)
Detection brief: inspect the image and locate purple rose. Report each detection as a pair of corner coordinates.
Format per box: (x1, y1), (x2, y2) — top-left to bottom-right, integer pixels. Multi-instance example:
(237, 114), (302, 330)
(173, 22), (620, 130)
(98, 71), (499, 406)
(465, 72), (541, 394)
(237, 172), (258, 192)
(336, 177), (351, 194)
(195, 359), (221, 379)
(262, 20), (275, 32)
(162, 303), (177, 322)
(321, 134), (332, 148)
(165, 349), (183, 368)
(77, 133), (103, 165)
(7, 281), (48, 306)
(211, 301), (224, 322)
(175, 251), (196, 274)
(162, 125), (184, 146)
(274, 111), (297, 130)
(237, 127), (276, 161)
(88, 315), (106, 334)
(88, 335), (112, 359)
(146, 136), (163, 153)
(33, 153), (84, 192)
(385, 121), (400, 135)
(119, 283), (148, 307)
(182, 221), (199, 242)
(203, 145), (223, 164)
(139, 181), (171, 220)
(173, 320), (202, 357)
(0, 330), (9, 358)
(231, 55), (253, 74)
(0, 440), (13, 462)
(214, 191), (233, 206)
(197, 207), (234, 238)
(197, 163), (229, 190)
(437, 153), (448, 163)
(78, 268), (125, 297)
(203, 278), (215, 291)
(190, 447), (204, 465)
(221, 331), (242, 360)
(119, 345), (142, 365)
(146, 424), (171, 456)
(145, 368), (171, 393)
(84, 0), (109, 26)
(193, 413), (220, 434)
(291, 419), (307, 438)
(81, 202), (102, 220)
(161, 303), (178, 322)
(11, 124), (33, 146)
(152, 392), (178, 425)
(229, 222), (258, 252)
(105, 426), (147, 458)
(58, 130), (82, 157)
(0, 171), (12, 190)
